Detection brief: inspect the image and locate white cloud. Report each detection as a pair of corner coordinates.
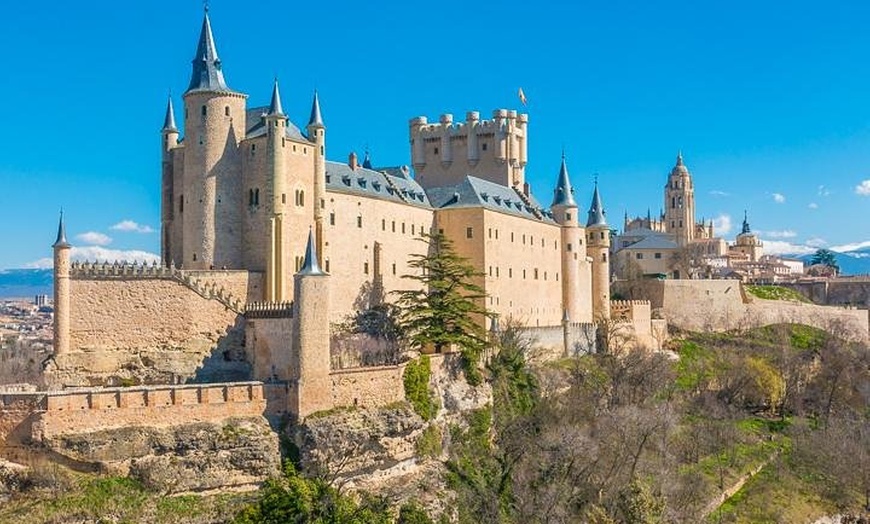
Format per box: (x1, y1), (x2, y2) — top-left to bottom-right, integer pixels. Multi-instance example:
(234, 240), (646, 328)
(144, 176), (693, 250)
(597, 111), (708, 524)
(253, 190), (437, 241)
(762, 230), (797, 239)
(817, 185), (831, 197)
(111, 220), (155, 234)
(761, 240), (816, 256)
(805, 237), (827, 248)
(855, 180), (870, 196)
(712, 214), (732, 234)
(24, 247), (160, 269)
(830, 240), (870, 253)
(709, 190), (730, 197)
(772, 193), (786, 204)
(808, 202), (818, 209)
(76, 231), (112, 246)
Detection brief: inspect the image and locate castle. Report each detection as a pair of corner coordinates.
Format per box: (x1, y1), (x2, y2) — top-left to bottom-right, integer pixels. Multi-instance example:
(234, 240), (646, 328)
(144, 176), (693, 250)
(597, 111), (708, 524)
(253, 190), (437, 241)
(42, 9), (651, 419)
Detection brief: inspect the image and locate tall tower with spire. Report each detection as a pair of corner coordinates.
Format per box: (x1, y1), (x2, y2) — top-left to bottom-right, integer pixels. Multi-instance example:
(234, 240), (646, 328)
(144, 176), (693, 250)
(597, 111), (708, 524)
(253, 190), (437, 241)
(551, 153), (592, 324)
(586, 182), (611, 320)
(264, 80), (289, 301)
(161, 96), (180, 266)
(52, 211), (71, 356)
(181, 7), (247, 269)
(663, 152), (696, 247)
(306, 90), (326, 266)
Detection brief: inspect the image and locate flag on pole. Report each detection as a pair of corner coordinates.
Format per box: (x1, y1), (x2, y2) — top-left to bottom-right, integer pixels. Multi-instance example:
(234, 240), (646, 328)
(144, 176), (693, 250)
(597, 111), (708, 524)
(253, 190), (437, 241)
(518, 87), (527, 106)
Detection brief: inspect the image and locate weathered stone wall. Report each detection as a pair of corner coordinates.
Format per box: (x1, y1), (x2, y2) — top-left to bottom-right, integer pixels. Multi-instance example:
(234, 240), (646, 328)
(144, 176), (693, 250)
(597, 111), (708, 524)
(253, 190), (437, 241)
(615, 279), (868, 341)
(330, 365), (405, 411)
(782, 279), (870, 308)
(246, 316), (293, 382)
(0, 396), (42, 449)
(31, 382), (265, 439)
(59, 275), (250, 386)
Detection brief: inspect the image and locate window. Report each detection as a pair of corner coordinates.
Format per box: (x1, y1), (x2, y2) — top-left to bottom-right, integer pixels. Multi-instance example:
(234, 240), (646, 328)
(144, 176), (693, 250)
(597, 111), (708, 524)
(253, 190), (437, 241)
(411, 224), (415, 234)
(488, 228), (492, 239)
(192, 253), (197, 261)
(509, 268), (513, 278)
(201, 105), (207, 116)
(654, 252), (662, 259)
(495, 229), (499, 239)
(364, 262), (369, 274)
(357, 216), (363, 228)
(225, 106), (230, 116)
(523, 269), (527, 279)
(392, 263), (396, 275)
(534, 268), (539, 280)
(489, 266), (492, 276)
(254, 189), (259, 206)
(567, 243), (572, 252)
(249, 189), (254, 206)
(329, 212), (335, 225)
(636, 253), (644, 260)
(496, 267), (499, 277)
(522, 234), (526, 244)
(600, 232), (605, 240)
(402, 223), (406, 234)
(679, 220), (683, 227)
(382, 219), (386, 231)
(511, 232), (515, 242)
(566, 212), (571, 221)
(482, 143), (488, 151)
(282, 193), (286, 205)
(325, 258), (330, 272)
(251, 144), (256, 153)
(466, 227), (473, 239)
(434, 147), (439, 155)
(602, 253), (607, 262)
(392, 221), (396, 232)
(179, 195), (184, 213)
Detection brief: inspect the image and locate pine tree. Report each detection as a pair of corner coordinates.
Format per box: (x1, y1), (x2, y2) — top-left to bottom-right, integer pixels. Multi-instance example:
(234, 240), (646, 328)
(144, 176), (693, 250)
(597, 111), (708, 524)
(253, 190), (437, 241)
(395, 231), (490, 385)
(810, 248), (840, 273)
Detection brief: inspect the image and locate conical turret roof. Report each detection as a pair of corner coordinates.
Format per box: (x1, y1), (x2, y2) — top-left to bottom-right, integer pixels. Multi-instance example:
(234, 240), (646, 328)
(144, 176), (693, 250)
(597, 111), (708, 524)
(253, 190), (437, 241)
(586, 182), (607, 228)
(186, 9), (231, 93)
(53, 210), (71, 249)
(298, 228), (325, 275)
(163, 96), (177, 131)
(362, 150), (373, 169)
(551, 152), (576, 208)
(308, 90), (324, 127)
(267, 79), (284, 117)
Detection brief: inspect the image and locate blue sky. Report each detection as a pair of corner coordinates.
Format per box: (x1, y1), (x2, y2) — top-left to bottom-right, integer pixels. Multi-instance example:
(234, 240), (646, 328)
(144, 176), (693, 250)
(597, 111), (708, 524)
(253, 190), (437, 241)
(1, 0), (870, 268)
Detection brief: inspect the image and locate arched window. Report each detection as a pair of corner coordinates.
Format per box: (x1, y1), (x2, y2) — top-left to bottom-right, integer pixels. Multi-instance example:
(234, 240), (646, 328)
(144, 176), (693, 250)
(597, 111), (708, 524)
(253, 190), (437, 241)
(225, 106), (230, 116)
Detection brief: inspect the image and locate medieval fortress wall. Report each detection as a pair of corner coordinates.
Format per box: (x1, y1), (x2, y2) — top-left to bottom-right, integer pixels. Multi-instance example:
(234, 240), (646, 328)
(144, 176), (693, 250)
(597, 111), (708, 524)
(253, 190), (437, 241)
(615, 279), (869, 341)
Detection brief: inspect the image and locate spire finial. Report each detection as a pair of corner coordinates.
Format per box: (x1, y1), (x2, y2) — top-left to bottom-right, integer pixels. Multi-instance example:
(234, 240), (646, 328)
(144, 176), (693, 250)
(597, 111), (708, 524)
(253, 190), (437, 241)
(308, 89), (324, 127)
(551, 151), (576, 208)
(203, 0), (209, 13)
(53, 209), (71, 249)
(298, 227), (325, 275)
(741, 209), (751, 234)
(676, 150), (684, 166)
(267, 78), (284, 117)
(163, 94), (178, 131)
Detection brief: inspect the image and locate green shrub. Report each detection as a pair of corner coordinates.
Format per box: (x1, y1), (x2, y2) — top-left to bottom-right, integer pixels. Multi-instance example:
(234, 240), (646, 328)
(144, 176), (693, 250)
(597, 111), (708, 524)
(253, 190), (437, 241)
(404, 356), (438, 421)
(415, 424), (443, 459)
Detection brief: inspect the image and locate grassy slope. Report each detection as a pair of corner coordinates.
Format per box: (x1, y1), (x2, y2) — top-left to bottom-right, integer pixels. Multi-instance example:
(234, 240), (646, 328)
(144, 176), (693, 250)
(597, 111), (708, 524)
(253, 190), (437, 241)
(745, 285), (812, 303)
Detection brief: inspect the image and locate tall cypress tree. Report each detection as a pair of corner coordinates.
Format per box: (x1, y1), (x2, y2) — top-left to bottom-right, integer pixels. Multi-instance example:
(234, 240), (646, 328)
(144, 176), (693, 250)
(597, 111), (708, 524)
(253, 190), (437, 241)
(395, 231), (490, 385)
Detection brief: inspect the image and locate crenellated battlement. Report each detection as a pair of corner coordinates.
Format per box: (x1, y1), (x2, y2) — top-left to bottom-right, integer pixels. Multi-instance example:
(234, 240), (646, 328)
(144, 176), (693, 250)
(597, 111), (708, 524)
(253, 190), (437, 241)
(610, 300), (652, 308)
(69, 261), (246, 314)
(410, 108), (529, 190)
(245, 301), (294, 319)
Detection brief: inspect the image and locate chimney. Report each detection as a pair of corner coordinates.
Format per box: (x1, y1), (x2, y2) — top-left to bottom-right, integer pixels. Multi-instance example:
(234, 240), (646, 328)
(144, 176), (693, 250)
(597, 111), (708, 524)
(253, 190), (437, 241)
(348, 152), (358, 171)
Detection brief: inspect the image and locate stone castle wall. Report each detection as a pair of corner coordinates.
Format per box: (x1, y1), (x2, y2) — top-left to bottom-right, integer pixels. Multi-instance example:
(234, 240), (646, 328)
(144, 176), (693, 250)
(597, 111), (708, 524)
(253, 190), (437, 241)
(782, 278), (870, 308)
(330, 365), (405, 410)
(615, 279), (869, 341)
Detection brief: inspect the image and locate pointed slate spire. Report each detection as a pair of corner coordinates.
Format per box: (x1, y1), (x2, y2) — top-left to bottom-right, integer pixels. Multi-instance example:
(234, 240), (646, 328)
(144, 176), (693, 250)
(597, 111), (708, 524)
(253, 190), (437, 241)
(186, 8), (230, 93)
(298, 228), (325, 276)
(551, 151), (577, 208)
(308, 90), (324, 127)
(267, 78), (284, 117)
(53, 210), (71, 249)
(163, 96), (178, 131)
(586, 182), (607, 227)
(741, 210), (751, 234)
(362, 150), (373, 169)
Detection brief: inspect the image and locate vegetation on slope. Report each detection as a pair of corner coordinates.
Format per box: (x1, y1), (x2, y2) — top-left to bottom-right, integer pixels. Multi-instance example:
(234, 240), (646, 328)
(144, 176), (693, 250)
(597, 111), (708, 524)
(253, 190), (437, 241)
(745, 284), (811, 303)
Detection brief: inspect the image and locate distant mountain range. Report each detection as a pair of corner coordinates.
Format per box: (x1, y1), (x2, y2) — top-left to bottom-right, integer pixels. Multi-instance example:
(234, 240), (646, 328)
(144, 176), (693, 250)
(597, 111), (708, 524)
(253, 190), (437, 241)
(1, 247), (868, 299)
(792, 246), (870, 276)
(0, 268), (52, 299)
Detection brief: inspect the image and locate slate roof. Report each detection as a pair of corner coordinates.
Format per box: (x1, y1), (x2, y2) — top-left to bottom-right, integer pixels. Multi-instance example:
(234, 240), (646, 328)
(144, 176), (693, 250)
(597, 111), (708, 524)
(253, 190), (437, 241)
(622, 235), (679, 250)
(245, 107), (306, 140)
(586, 183), (607, 227)
(186, 11), (233, 93)
(427, 176), (556, 223)
(551, 154), (577, 207)
(325, 161), (431, 208)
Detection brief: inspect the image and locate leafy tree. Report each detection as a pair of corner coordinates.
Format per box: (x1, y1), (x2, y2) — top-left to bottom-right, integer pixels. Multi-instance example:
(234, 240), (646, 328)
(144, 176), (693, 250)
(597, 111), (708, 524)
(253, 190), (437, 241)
(233, 462), (394, 524)
(395, 231), (491, 385)
(810, 248), (840, 273)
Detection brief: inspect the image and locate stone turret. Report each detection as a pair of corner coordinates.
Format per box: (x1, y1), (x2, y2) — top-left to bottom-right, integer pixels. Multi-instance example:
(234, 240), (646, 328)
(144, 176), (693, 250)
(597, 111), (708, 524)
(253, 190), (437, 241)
(181, 7), (247, 269)
(161, 96), (180, 266)
(52, 211), (71, 356)
(265, 79), (288, 301)
(663, 151), (696, 247)
(306, 90), (326, 267)
(586, 182), (611, 320)
(551, 153), (589, 324)
(291, 229), (331, 418)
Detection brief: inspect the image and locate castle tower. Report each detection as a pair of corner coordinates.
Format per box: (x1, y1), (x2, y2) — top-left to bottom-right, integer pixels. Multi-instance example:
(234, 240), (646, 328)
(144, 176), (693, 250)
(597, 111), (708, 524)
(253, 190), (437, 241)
(306, 90), (326, 265)
(265, 80), (289, 301)
(587, 182), (611, 320)
(409, 109), (528, 190)
(551, 153), (585, 323)
(52, 211), (71, 356)
(663, 152), (696, 246)
(181, 7), (247, 269)
(291, 229), (332, 418)
(732, 210), (764, 261)
(161, 96), (180, 266)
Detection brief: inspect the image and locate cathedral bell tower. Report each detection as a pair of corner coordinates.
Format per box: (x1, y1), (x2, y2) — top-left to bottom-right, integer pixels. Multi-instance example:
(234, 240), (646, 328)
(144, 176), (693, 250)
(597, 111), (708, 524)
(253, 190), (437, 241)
(663, 152), (696, 247)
